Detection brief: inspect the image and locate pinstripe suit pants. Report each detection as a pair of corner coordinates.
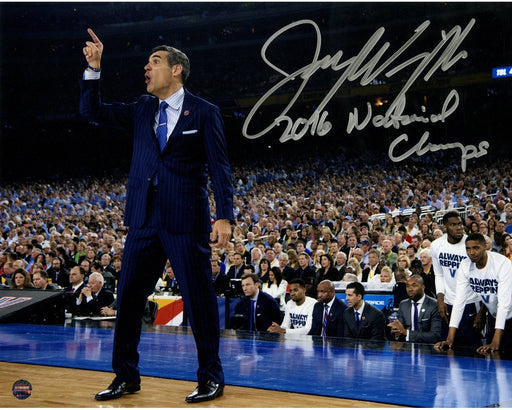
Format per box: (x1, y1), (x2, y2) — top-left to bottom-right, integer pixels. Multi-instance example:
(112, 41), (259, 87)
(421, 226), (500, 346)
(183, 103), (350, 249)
(112, 187), (223, 385)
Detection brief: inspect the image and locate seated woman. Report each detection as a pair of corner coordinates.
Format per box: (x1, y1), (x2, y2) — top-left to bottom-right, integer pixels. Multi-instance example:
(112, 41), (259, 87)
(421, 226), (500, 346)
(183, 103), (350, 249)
(262, 266), (288, 311)
(10, 268), (34, 290)
(316, 253), (342, 282)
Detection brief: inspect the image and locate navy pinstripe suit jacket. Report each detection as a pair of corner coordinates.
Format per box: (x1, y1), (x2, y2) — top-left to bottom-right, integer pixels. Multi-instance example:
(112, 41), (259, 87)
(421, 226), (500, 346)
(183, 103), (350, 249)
(79, 79), (233, 232)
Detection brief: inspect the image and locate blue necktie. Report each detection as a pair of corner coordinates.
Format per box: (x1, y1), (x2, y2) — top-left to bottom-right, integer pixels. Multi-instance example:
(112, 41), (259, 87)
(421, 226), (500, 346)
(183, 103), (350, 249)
(157, 101), (168, 151)
(249, 300), (256, 331)
(321, 304), (329, 336)
(413, 302), (419, 331)
(355, 311), (360, 326)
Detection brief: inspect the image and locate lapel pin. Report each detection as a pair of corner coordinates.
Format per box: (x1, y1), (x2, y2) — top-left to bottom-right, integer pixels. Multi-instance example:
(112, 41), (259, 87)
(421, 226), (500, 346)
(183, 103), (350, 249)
(183, 110), (190, 116)
(421, 308), (425, 312)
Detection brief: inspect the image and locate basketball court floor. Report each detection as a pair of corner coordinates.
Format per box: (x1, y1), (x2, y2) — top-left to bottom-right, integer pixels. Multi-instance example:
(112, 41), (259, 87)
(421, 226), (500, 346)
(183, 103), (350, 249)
(1, 320), (512, 407)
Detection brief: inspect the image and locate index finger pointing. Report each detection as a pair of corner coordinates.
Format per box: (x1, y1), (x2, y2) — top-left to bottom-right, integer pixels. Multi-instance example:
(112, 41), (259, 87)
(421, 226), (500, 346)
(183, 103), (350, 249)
(87, 28), (102, 44)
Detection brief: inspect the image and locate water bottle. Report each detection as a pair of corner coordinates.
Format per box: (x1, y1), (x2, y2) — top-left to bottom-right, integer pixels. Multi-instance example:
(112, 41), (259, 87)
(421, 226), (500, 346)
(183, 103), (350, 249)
(388, 308), (399, 340)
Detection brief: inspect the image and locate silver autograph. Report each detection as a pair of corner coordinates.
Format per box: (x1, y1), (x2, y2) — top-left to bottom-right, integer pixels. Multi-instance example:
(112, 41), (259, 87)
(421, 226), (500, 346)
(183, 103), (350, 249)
(242, 18), (489, 170)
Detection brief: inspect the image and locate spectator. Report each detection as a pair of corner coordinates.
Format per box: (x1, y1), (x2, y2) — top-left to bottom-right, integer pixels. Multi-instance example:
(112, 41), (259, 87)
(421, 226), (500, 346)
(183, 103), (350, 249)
(32, 270), (58, 290)
(362, 249), (381, 282)
(227, 252), (245, 279)
(343, 281), (386, 340)
(65, 266), (87, 315)
(392, 268), (409, 308)
(257, 258), (271, 283)
(316, 253), (342, 283)
(211, 260), (229, 296)
(268, 278), (316, 335)
(47, 256), (69, 288)
(277, 253), (297, 281)
(388, 275), (442, 343)
(10, 268), (34, 289)
(77, 272), (115, 316)
(419, 248), (436, 299)
(262, 266), (288, 311)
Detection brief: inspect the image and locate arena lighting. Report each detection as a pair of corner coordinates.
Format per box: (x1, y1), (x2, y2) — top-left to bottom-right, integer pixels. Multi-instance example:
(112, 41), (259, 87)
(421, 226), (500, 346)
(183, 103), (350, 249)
(492, 66), (512, 78)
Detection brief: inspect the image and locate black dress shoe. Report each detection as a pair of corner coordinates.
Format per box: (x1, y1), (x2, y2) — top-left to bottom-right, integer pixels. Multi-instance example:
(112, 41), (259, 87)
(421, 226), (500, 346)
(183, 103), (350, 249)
(185, 380), (224, 403)
(95, 380), (141, 401)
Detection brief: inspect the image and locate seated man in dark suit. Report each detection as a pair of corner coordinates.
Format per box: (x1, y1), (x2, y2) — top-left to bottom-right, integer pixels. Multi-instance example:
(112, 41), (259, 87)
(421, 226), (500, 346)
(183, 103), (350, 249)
(227, 252), (246, 279)
(65, 266), (87, 315)
(78, 272), (115, 316)
(211, 260), (229, 295)
(388, 274), (442, 343)
(309, 280), (347, 337)
(32, 270), (59, 290)
(343, 281), (386, 340)
(233, 272), (281, 331)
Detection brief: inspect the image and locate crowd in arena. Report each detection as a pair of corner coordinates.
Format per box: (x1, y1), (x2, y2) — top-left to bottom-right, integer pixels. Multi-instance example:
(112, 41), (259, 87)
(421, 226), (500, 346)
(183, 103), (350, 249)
(1, 152), (512, 348)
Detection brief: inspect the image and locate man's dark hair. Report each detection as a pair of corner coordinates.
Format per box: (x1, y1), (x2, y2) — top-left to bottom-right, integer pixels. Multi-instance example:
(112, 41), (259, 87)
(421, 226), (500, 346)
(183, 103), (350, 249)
(243, 264), (255, 273)
(289, 277), (305, 288)
(34, 270), (49, 280)
(442, 210), (461, 225)
(346, 281), (365, 297)
(466, 233), (486, 246)
(152, 45), (190, 83)
(240, 272), (259, 284)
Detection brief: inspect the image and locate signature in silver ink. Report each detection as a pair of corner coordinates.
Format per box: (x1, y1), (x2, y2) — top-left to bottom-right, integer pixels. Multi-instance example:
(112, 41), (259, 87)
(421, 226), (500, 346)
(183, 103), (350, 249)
(388, 132), (489, 172)
(242, 18), (489, 170)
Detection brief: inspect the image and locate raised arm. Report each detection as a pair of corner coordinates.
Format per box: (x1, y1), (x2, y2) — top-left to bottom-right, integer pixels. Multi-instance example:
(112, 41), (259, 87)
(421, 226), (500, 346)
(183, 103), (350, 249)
(83, 28), (104, 70)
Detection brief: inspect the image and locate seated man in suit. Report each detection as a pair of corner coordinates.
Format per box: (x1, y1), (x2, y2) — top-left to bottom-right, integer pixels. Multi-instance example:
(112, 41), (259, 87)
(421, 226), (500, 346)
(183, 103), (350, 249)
(32, 270), (59, 290)
(227, 252), (246, 279)
(343, 281), (386, 340)
(78, 272), (115, 316)
(233, 272), (281, 331)
(211, 259), (229, 296)
(309, 280), (347, 337)
(388, 274), (442, 343)
(65, 266), (87, 315)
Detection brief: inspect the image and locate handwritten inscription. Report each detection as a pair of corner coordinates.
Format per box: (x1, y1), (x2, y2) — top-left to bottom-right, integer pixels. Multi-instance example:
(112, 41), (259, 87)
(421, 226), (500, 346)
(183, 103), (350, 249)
(242, 18), (489, 171)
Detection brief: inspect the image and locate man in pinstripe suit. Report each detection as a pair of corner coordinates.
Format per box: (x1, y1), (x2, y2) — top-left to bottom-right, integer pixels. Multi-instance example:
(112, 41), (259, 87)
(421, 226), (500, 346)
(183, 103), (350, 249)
(80, 29), (233, 403)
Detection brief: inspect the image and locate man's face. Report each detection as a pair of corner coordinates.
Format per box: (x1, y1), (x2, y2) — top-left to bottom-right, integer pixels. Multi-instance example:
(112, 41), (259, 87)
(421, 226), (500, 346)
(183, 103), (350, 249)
(265, 250), (275, 261)
(445, 217), (464, 242)
(32, 273), (46, 289)
(345, 288), (362, 309)
(419, 253), (430, 266)
(317, 282), (334, 303)
(335, 253), (346, 266)
(212, 261), (220, 276)
(368, 252), (378, 266)
(241, 278), (258, 298)
(382, 241), (392, 254)
(289, 283), (305, 303)
(406, 277), (425, 301)
(347, 237), (357, 247)
(88, 276), (102, 293)
(144, 51), (177, 99)
(296, 243), (305, 253)
(411, 237), (419, 248)
(233, 254), (243, 267)
(298, 254), (309, 268)
(52, 258), (61, 270)
(278, 256), (287, 269)
(466, 239), (486, 264)
(69, 267), (84, 286)
(235, 242), (244, 253)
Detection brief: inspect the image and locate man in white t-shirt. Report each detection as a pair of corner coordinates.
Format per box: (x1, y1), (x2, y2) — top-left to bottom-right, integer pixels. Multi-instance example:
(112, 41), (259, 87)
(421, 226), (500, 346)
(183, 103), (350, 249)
(431, 211), (483, 349)
(268, 278), (316, 335)
(435, 233), (512, 354)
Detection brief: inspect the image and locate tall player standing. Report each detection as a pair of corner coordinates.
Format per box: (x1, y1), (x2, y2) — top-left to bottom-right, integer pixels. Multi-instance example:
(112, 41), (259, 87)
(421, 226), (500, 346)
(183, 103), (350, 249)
(431, 211), (483, 350)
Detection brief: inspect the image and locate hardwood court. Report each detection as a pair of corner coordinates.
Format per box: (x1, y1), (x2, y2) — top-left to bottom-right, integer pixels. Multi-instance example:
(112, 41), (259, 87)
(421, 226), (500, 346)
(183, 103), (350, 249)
(0, 362), (399, 408)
